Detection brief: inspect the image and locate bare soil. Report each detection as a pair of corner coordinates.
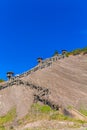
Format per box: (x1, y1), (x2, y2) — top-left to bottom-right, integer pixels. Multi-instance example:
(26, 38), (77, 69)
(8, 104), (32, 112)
(0, 54), (87, 120)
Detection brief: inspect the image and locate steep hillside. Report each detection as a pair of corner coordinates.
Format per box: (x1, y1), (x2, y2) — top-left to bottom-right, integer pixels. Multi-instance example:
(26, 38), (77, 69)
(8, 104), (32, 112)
(22, 54), (87, 109)
(0, 54), (87, 120)
(0, 85), (34, 119)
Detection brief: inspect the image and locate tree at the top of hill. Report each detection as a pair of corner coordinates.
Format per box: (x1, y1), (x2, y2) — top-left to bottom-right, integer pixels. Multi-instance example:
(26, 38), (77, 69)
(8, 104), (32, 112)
(81, 47), (87, 55)
(53, 50), (59, 56)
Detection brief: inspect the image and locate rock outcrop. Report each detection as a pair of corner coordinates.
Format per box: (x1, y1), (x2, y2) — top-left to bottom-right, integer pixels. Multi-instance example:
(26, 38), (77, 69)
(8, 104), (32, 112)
(0, 54), (87, 119)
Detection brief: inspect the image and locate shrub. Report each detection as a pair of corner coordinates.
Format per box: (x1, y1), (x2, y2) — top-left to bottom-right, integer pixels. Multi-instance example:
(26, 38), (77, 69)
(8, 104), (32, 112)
(80, 47), (87, 55)
(53, 50), (59, 56)
(31, 103), (52, 113)
(0, 86), (3, 90)
(79, 109), (87, 116)
(72, 49), (81, 55)
(0, 79), (4, 83)
(0, 126), (5, 130)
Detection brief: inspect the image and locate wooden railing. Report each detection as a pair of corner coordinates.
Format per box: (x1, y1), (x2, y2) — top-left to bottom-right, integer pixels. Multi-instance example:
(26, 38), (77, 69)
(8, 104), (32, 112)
(0, 54), (66, 91)
(13, 54), (65, 79)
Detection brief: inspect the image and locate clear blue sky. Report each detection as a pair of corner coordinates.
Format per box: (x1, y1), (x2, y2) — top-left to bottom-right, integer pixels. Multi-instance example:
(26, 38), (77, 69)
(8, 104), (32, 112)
(0, 0), (87, 80)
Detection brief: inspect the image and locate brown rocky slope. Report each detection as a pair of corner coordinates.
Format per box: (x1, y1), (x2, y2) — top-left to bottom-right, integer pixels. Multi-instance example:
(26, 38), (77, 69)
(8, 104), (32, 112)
(0, 54), (87, 119)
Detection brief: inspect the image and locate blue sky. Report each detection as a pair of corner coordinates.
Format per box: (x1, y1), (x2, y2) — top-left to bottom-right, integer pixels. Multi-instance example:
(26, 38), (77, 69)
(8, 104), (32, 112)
(0, 0), (87, 80)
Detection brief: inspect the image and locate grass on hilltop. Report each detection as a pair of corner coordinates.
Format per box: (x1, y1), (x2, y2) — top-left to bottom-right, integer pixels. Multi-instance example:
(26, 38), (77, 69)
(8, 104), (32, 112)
(66, 47), (87, 57)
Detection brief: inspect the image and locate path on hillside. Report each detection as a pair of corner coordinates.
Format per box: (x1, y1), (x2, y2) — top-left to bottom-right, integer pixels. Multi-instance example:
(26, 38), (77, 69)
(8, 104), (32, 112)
(0, 78), (87, 121)
(16, 120), (87, 130)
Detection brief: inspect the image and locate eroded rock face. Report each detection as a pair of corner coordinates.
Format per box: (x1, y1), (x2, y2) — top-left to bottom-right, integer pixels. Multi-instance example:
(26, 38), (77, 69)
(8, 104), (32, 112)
(0, 85), (34, 119)
(22, 54), (87, 109)
(0, 54), (87, 119)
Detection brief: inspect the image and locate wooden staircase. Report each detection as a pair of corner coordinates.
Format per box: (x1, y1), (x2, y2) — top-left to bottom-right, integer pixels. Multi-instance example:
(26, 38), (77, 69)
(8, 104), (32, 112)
(0, 78), (87, 121)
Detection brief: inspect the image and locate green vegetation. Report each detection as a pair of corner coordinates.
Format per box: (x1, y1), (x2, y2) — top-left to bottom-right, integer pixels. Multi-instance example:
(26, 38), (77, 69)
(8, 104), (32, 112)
(31, 103), (52, 113)
(72, 48), (81, 55)
(81, 47), (87, 54)
(0, 106), (86, 129)
(67, 105), (73, 109)
(49, 112), (69, 120)
(53, 50), (59, 56)
(18, 103), (53, 125)
(24, 128), (61, 130)
(0, 86), (3, 90)
(18, 103), (87, 128)
(0, 108), (16, 126)
(79, 108), (87, 116)
(0, 79), (5, 83)
(0, 126), (5, 130)
(66, 47), (87, 57)
(24, 128), (58, 130)
(52, 47), (87, 57)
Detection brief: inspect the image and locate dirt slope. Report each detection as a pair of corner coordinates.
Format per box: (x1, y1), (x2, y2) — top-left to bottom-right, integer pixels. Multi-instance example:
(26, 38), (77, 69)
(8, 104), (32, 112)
(0, 54), (87, 119)
(22, 54), (87, 109)
(0, 85), (34, 119)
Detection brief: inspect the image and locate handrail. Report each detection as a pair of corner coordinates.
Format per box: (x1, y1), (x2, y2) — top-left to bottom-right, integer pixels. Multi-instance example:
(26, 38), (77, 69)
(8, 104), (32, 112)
(14, 54), (65, 79)
(0, 54), (66, 89)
